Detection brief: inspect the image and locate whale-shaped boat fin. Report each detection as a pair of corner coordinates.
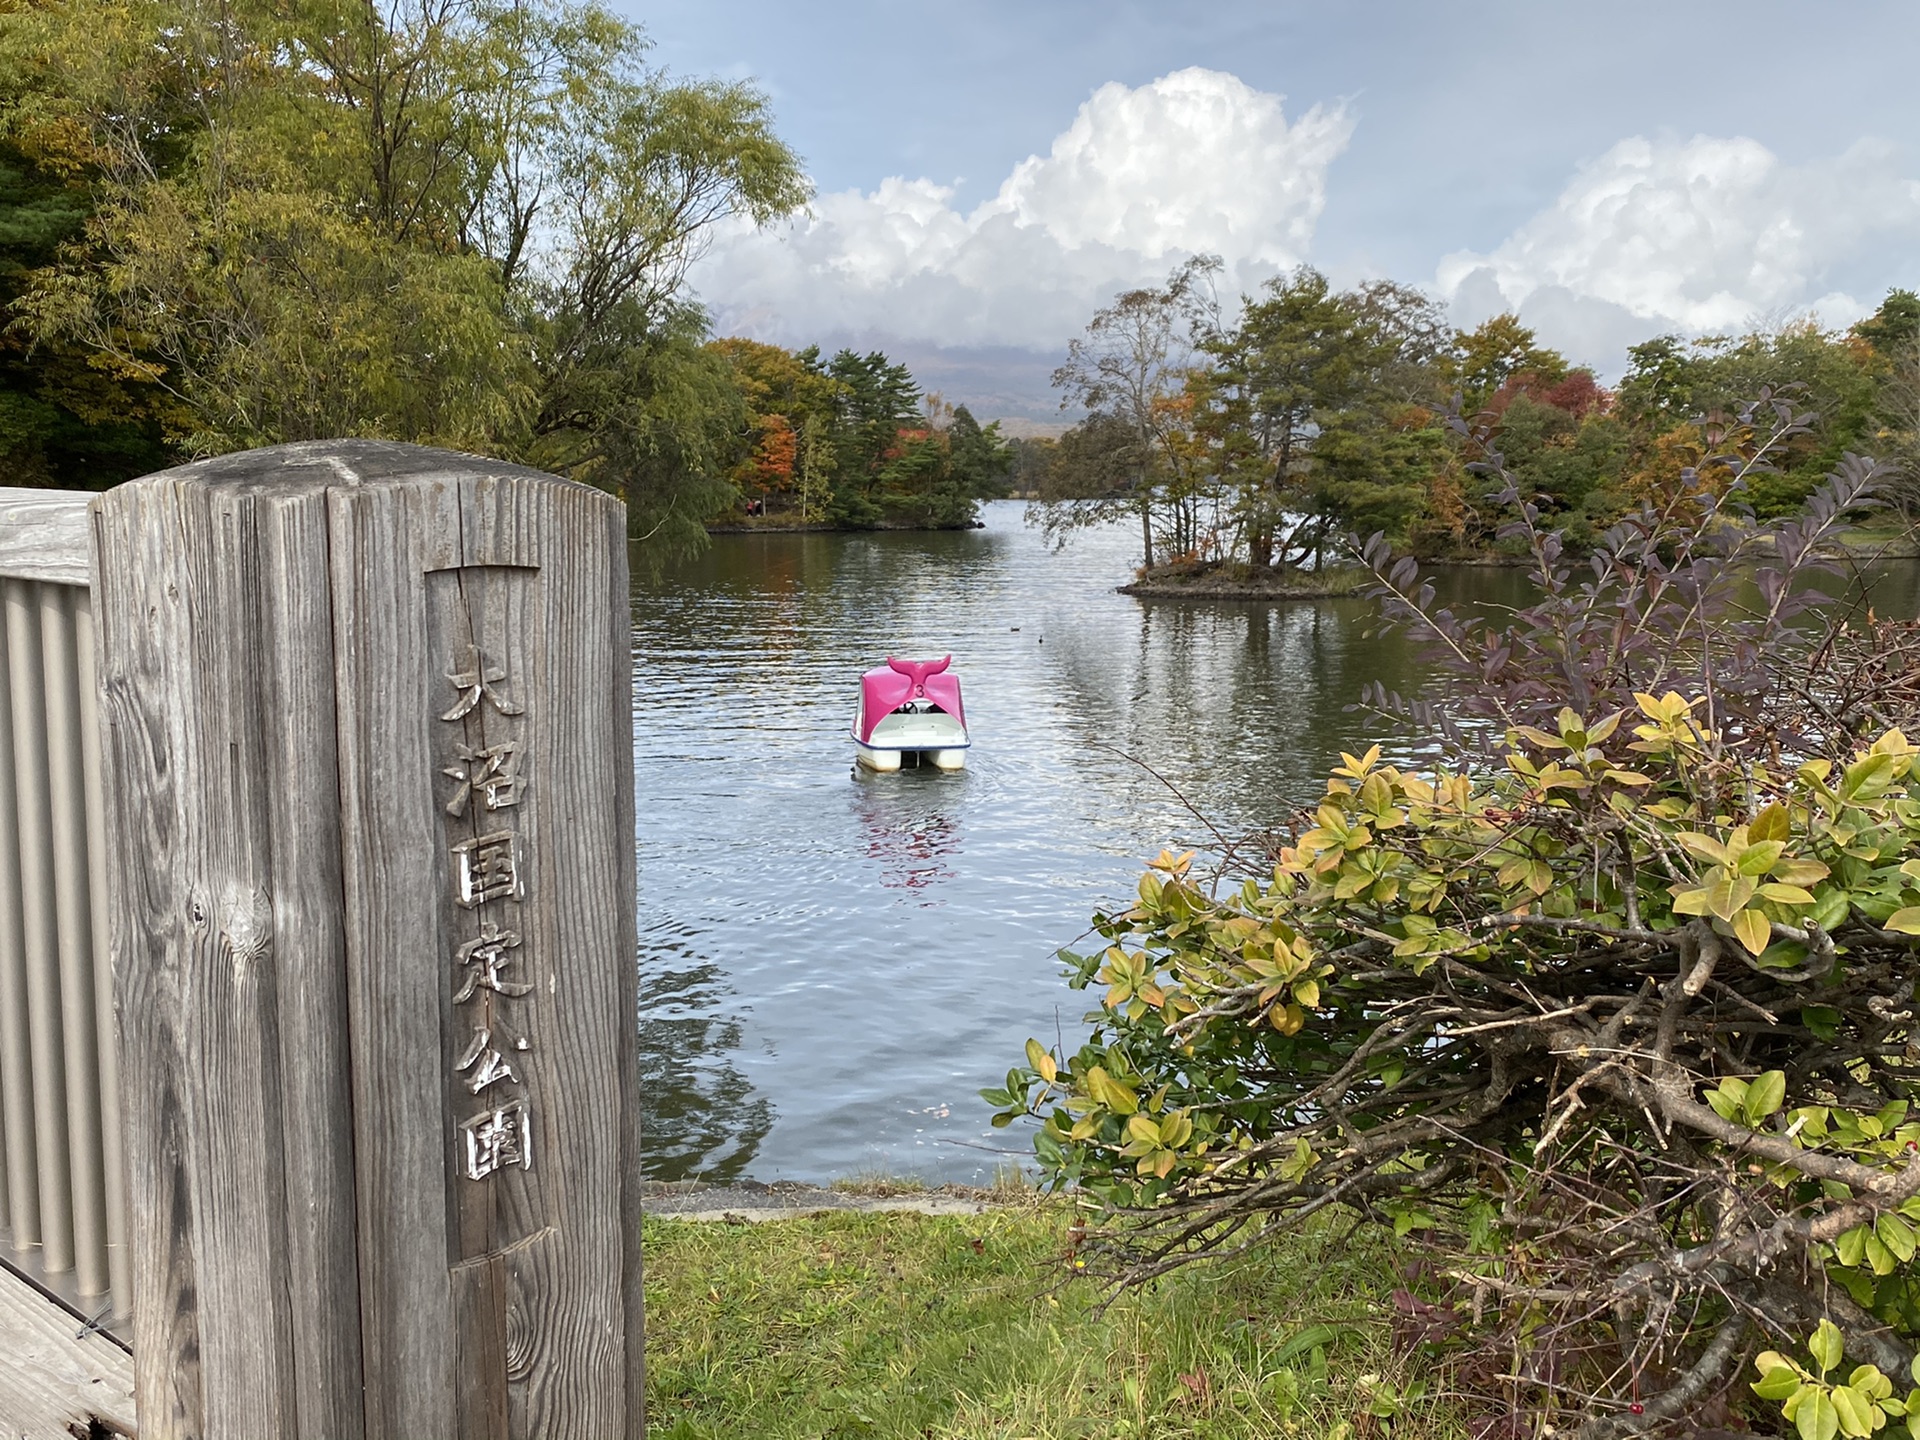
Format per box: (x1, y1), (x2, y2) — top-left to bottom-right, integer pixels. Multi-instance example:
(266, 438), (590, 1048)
(853, 655), (969, 770)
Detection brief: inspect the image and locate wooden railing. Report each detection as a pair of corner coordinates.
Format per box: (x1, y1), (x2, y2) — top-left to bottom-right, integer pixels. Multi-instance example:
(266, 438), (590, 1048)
(0, 488), (129, 1325)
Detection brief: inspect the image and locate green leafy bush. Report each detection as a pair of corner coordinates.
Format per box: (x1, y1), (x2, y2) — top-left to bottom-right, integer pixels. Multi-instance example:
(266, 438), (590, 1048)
(1753, 1320), (1920, 1438)
(995, 419), (1920, 1434)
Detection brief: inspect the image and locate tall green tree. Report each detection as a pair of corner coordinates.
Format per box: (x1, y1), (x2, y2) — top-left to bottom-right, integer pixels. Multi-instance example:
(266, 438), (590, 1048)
(1614, 334), (1698, 428)
(823, 348), (920, 526)
(1347, 278), (1454, 404)
(1498, 395), (1627, 532)
(538, 303), (746, 567)
(1615, 322), (1877, 516)
(1860, 291), (1920, 521)
(883, 401), (1012, 528)
(1854, 288), (1920, 357)
(1201, 266), (1371, 567)
(707, 337), (845, 521)
(944, 406), (1014, 505)
(1451, 312), (1567, 413)
(0, 138), (176, 486)
(1199, 267), (1453, 569)
(4, 0), (808, 558)
(1032, 413), (1144, 507)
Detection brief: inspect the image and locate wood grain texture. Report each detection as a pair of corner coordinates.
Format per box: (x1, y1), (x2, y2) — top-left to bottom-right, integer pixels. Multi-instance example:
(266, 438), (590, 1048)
(0, 1260), (136, 1438)
(254, 491), (367, 1439)
(75, 593), (134, 1318)
(92, 481), (300, 1439)
(93, 441), (642, 1440)
(328, 455), (642, 1440)
(0, 491), (90, 586)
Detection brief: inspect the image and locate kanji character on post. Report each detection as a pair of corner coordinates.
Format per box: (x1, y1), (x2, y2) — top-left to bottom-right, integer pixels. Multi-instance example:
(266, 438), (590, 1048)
(453, 923), (533, 1002)
(441, 646), (525, 722)
(453, 829), (523, 907)
(460, 1099), (532, 1180)
(443, 740), (524, 817)
(455, 1026), (520, 1093)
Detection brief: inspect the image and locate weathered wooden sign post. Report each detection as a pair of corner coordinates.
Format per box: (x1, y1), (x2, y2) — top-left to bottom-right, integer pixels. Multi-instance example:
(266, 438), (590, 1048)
(88, 441), (645, 1438)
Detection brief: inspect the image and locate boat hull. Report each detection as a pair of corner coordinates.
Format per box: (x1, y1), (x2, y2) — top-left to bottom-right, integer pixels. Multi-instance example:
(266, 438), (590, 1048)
(851, 704), (969, 771)
(852, 739), (968, 772)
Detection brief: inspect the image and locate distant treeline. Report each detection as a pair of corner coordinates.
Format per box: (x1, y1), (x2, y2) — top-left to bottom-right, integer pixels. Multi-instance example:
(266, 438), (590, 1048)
(705, 341), (1013, 529)
(1030, 257), (1920, 570)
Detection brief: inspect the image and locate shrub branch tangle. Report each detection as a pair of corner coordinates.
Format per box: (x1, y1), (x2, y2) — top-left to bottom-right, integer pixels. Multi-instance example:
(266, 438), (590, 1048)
(993, 406), (1920, 1434)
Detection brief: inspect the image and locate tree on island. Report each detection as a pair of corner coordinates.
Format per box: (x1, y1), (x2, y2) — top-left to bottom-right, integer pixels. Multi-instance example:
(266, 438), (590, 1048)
(1034, 272), (1920, 579)
(701, 341), (1013, 530)
(1038, 256), (1221, 569)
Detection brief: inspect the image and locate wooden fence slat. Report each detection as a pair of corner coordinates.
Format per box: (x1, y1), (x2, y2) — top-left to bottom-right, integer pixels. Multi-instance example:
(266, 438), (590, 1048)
(5, 581), (73, 1276)
(0, 588), (36, 1245)
(40, 585), (109, 1299)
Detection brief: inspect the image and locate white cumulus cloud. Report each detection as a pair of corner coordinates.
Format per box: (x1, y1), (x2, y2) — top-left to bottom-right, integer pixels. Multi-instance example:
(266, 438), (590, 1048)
(689, 67), (1354, 355)
(1439, 134), (1920, 368)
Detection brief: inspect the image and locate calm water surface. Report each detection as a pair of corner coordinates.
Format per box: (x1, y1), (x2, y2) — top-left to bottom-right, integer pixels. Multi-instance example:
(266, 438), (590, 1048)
(629, 501), (1919, 1184)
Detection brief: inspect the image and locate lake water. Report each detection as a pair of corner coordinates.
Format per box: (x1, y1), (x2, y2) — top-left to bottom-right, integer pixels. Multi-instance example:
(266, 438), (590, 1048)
(630, 501), (1918, 1184)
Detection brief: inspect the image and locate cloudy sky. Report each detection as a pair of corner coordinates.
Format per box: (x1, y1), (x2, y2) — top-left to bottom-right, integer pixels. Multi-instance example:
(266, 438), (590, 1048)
(630, 0), (1920, 422)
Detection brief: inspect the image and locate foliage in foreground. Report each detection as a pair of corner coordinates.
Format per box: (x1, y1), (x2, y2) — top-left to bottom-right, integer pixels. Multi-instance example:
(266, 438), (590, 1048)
(997, 415), (1920, 1435)
(642, 1207), (1467, 1439)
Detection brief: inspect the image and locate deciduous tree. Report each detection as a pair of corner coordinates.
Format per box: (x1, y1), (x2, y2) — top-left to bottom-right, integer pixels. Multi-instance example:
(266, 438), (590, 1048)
(4, 0), (808, 559)
(1044, 255), (1220, 569)
(1449, 312), (1567, 413)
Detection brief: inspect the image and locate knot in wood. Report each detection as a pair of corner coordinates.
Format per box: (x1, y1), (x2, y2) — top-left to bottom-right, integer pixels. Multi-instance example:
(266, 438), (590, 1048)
(216, 882), (273, 968)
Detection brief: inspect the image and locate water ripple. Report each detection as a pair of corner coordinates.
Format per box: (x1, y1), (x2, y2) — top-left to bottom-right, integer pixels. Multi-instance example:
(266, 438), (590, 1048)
(631, 503), (1456, 1182)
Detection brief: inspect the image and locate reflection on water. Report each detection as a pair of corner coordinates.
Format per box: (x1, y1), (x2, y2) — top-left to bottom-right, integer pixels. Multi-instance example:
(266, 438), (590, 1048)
(853, 773), (965, 898)
(636, 953), (772, 1183)
(630, 504), (1920, 1182)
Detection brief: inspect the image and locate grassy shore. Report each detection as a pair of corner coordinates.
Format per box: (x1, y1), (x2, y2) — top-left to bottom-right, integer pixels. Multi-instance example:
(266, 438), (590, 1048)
(642, 1201), (1469, 1439)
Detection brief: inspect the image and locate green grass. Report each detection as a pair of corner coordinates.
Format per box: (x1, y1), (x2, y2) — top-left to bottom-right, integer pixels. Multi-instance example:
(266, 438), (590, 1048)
(643, 1204), (1471, 1439)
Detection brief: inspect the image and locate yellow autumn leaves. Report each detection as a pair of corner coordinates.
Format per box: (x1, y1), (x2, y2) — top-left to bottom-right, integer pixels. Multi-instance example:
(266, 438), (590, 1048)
(1668, 804), (1828, 956)
(1005, 693), (1920, 1207)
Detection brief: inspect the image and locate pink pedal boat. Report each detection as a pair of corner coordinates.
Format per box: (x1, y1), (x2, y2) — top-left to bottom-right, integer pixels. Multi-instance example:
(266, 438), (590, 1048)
(851, 656), (970, 772)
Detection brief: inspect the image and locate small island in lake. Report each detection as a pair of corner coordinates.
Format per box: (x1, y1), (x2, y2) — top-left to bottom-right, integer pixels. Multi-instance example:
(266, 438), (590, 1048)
(701, 341), (1016, 533)
(1117, 558), (1370, 598)
(1020, 270), (1920, 598)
